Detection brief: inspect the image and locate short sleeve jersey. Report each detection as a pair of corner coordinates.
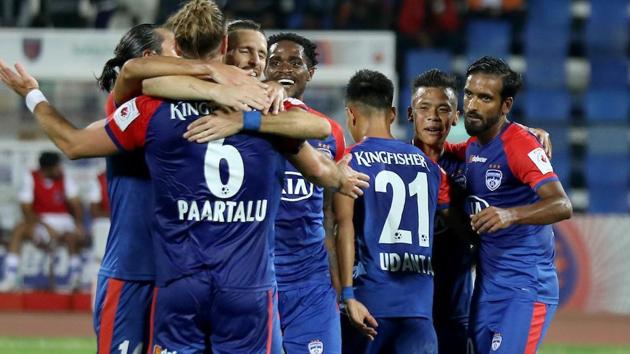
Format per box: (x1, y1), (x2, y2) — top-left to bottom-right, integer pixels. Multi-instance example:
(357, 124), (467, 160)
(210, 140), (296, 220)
(274, 98), (346, 289)
(98, 93), (155, 281)
(348, 137), (449, 319)
(105, 96), (287, 288)
(462, 122), (560, 304)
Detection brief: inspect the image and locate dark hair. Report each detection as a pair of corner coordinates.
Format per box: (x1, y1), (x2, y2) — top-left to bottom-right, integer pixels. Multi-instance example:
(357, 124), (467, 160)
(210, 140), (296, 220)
(39, 151), (61, 169)
(465, 56), (522, 100)
(345, 69), (394, 110)
(227, 19), (263, 34)
(165, 0), (225, 59)
(97, 23), (165, 92)
(412, 69), (458, 94)
(267, 32), (318, 67)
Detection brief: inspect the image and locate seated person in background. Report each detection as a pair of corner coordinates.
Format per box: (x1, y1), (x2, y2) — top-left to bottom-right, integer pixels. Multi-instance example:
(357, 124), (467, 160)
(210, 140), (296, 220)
(0, 151), (85, 291)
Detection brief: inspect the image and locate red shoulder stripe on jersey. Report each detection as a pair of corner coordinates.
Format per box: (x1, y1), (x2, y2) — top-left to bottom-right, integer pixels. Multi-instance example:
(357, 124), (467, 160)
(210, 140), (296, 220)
(502, 124), (558, 190)
(327, 118), (346, 162)
(105, 96), (163, 151)
(443, 139), (473, 161)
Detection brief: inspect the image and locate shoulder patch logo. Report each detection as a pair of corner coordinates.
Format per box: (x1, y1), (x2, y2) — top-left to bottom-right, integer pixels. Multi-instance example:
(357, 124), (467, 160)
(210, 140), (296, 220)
(308, 339), (323, 354)
(114, 98), (140, 131)
(528, 147), (553, 174)
(485, 169), (503, 191)
(491, 332), (502, 351)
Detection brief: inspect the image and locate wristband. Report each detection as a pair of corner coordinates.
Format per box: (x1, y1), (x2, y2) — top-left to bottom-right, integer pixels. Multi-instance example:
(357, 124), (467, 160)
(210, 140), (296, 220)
(242, 110), (262, 131)
(25, 89), (47, 113)
(341, 286), (355, 301)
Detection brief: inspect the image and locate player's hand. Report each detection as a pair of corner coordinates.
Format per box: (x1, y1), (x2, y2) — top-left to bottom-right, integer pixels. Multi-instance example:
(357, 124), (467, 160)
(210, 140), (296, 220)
(336, 154), (370, 199)
(263, 81), (287, 115)
(345, 299), (378, 340)
(470, 206), (516, 234)
(526, 126), (553, 160)
(206, 62), (268, 90)
(0, 60), (39, 97)
(184, 109), (242, 143)
(209, 84), (271, 112)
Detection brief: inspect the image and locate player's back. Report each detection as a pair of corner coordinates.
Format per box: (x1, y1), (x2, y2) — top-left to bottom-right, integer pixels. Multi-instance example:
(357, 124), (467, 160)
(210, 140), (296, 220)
(109, 96), (287, 289)
(463, 122), (559, 304)
(100, 94), (155, 281)
(348, 137), (445, 319)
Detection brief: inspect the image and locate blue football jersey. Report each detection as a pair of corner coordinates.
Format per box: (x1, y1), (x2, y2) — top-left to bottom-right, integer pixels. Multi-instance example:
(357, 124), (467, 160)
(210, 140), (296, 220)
(348, 137), (449, 319)
(105, 96), (290, 288)
(99, 94), (155, 281)
(274, 99), (346, 289)
(460, 122), (560, 304)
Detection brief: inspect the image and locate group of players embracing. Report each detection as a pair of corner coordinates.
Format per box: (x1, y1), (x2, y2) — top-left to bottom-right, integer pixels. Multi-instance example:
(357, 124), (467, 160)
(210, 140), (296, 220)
(0, 0), (572, 353)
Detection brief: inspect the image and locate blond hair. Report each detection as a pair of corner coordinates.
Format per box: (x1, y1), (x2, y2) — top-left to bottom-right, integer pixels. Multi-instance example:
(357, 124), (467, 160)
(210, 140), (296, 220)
(165, 0), (225, 59)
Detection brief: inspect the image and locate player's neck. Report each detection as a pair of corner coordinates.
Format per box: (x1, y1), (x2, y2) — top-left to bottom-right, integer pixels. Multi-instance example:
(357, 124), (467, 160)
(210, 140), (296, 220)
(413, 138), (443, 161)
(477, 117), (507, 145)
(364, 118), (394, 139)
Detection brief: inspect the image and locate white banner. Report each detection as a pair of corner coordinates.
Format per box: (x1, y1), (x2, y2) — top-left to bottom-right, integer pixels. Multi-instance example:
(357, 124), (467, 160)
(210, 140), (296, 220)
(0, 29), (396, 85)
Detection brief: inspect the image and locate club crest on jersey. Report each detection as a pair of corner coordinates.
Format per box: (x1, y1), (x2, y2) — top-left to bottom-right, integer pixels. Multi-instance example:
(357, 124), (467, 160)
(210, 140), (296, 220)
(308, 340), (323, 354)
(491, 332), (502, 351)
(485, 169), (503, 191)
(282, 171), (314, 202)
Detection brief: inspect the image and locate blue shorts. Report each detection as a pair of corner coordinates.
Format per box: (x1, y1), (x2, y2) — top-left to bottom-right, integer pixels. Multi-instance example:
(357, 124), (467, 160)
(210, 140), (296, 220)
(93, 275), (154, 354)
(278, 283), (340, 354)
(147, 270), (282, 354)
(469, 297), (557, 354)
(341, 315), (437, 354)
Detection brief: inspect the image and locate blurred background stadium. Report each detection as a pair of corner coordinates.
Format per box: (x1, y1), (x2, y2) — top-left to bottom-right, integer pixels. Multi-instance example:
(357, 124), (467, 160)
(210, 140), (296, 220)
(0, 0), (629, 353)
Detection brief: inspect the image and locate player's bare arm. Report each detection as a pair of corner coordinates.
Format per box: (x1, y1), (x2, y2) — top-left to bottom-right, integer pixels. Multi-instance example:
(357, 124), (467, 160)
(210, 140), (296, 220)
(263, 81), (287, 115)
(323, 189), (341, 296)
(115, 56), (267, 104)
(183, 107), (332, 142)
(142, 75), (270, 112)
(0, 61), (118, 159)
(288, 146), (369, 199)
(471, 181), (572, 234)
(334, 193), (378, 340)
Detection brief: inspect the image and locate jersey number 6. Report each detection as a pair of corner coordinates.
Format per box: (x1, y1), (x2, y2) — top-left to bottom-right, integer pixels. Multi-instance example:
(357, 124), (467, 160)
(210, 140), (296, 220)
(204, 138), (244, 199)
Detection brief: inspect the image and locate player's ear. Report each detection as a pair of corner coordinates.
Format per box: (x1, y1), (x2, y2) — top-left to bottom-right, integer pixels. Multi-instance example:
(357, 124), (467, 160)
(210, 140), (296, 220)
(452, 110), (460, 126)
(389, 107), (397, 124)
(345, 106), (356, 126)
(142, 49), (157, 57)
(219, 34), (228, 55)
(174, 41), (184, 57)
(407, 106), (413, 122)
(306, 66), (315, 81)
(501, 97), (513, 116)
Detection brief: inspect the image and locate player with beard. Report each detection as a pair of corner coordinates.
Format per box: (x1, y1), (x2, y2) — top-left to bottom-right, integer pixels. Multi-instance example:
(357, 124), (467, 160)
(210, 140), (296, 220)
(446, 56), (572, 354)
